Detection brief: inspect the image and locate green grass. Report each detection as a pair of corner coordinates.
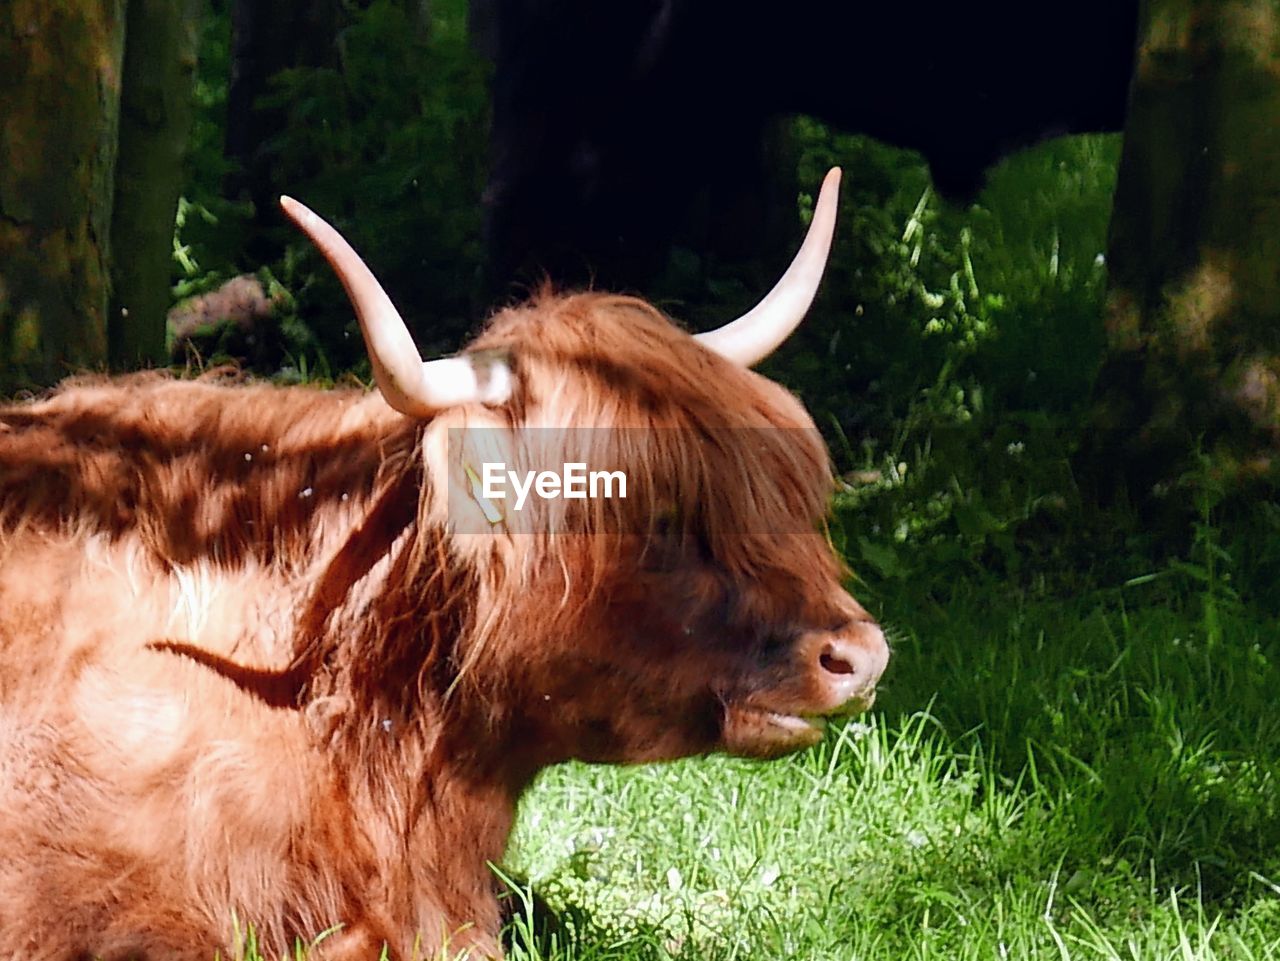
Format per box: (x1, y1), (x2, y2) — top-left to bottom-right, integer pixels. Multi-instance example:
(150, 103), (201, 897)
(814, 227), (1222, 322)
(501, 581), (1280, 960)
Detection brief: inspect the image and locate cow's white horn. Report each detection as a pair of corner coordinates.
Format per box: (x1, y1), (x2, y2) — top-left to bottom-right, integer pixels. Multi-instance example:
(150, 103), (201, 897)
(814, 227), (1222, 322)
(280, 196), (512, 416)
(695, 167), (841, 368)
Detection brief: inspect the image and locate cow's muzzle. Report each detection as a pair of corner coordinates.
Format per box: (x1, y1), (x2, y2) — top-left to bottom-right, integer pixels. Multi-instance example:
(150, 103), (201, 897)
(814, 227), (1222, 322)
(722, 618), (889, 759)
(800, 619), (889, 716)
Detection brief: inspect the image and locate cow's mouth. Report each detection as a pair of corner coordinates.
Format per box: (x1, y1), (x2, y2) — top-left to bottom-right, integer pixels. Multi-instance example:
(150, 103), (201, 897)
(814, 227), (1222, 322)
(721, 704), (829, 759)
(721, 690), (877, 759)
(763, 711), (827, 736)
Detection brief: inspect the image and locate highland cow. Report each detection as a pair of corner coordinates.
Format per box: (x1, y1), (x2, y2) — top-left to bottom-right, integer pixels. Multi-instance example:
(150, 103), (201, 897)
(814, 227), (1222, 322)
(0, 168), (887, 959)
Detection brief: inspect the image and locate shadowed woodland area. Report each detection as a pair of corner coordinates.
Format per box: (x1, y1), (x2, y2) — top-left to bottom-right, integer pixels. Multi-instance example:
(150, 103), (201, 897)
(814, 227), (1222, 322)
(2, 0), (1280, 958)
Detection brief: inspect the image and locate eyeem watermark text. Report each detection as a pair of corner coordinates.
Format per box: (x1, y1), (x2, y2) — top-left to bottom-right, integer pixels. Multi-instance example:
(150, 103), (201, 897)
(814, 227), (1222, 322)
(481, 462), (627, 511)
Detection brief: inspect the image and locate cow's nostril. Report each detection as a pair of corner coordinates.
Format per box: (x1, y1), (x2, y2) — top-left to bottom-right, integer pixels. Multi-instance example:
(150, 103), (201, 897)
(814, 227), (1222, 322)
(820, 649), (855, 676)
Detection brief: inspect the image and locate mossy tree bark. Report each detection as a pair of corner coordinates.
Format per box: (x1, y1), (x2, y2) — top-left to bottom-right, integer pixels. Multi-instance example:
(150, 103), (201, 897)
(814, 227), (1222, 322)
(108, 0), (202, 369)
(1089, 0), (1280, 507)
(0, 0), (126, 390)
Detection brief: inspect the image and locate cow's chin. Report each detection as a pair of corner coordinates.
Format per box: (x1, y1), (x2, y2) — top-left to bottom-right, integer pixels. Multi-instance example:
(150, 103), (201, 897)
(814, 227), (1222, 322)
(721, 704), (829, 759)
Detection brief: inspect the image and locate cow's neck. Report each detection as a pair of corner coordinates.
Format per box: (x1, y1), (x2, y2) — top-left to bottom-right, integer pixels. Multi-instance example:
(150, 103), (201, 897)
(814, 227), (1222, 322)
(338, 691), (529, 954)
(418, 730), (526, 944)
(314, 510), (536, 942)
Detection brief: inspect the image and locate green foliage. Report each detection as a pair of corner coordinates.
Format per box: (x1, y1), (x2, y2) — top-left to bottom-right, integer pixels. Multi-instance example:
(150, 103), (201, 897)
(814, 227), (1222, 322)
(773, 119), (1121, 591)
(167, 6), (1280, 605)
(174, 0), (490, 376)
(258, 0), (491, 372)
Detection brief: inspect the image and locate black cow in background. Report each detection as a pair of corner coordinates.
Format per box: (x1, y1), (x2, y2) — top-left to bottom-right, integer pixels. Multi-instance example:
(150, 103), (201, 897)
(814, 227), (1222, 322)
(473, 1), (1139, 292)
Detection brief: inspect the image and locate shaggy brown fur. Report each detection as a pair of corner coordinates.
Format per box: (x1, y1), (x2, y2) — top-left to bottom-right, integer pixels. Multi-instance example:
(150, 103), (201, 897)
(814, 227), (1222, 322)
(0, 292), (886, 959)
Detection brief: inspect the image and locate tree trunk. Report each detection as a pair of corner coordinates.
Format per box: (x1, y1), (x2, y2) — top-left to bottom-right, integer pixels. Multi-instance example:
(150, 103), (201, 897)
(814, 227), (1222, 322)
(109, 0), (203, 369)
(0, 0), (126, 391)
(1089, 0), (1280, 505)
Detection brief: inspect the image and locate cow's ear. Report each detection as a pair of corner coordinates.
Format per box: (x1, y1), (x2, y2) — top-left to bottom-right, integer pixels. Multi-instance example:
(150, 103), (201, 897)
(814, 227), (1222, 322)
(418, 404), (519, 539)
